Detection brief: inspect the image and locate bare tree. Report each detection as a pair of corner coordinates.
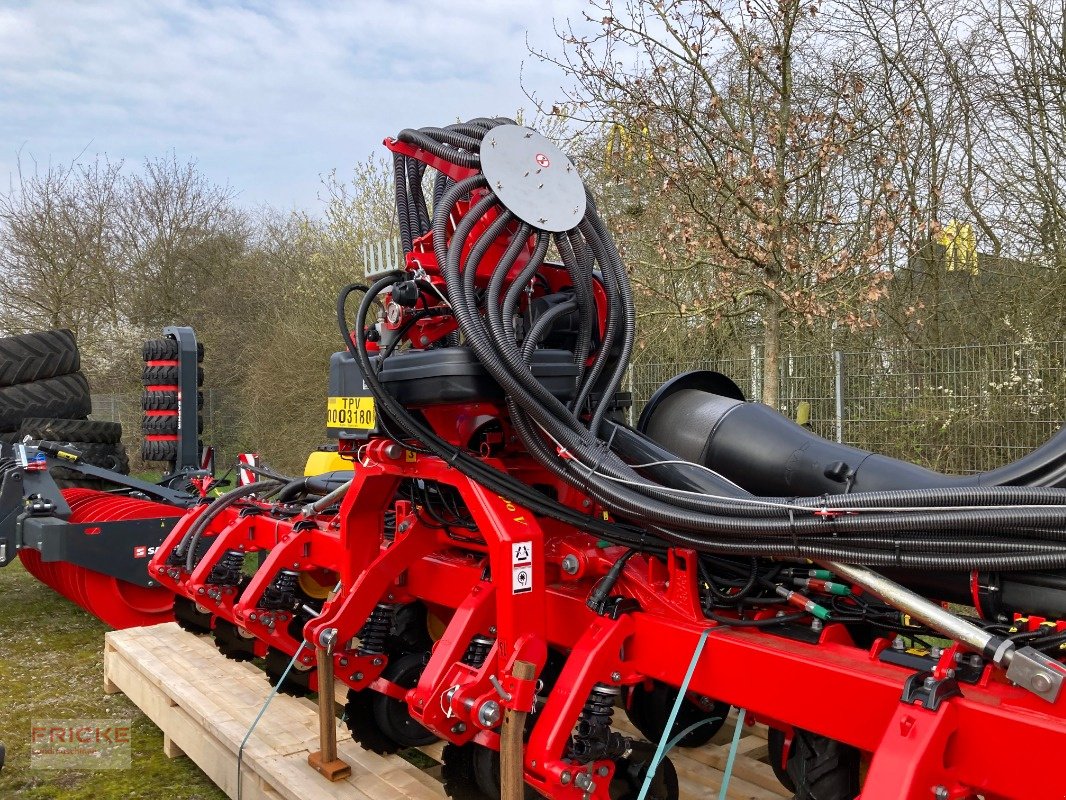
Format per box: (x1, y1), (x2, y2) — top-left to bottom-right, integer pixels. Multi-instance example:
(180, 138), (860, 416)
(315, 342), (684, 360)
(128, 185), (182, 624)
(536, 0), (904, 406)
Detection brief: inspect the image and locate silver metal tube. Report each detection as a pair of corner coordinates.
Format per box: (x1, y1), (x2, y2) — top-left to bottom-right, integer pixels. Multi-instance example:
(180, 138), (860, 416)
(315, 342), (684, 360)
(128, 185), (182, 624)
(820, 560), (997, 655)
(303, 479), (353, 516)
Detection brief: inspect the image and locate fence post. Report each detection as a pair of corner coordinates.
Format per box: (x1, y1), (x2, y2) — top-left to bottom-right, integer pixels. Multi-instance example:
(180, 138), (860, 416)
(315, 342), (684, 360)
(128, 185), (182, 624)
(834, 350), (845, 444)
(750, 345), (761, 402)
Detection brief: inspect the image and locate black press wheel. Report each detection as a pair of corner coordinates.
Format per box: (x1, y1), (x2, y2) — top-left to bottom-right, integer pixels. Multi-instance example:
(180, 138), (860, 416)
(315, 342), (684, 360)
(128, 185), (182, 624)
(767, 727), (861, 800)
(625, 680), (729, 748)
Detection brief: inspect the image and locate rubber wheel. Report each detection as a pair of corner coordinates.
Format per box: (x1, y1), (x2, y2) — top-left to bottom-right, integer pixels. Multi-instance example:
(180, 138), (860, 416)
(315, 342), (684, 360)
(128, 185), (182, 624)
(143, 338), (204, 362)
(142, 414), (203, 435)
(611, 751), (679, 800)
(0, 329), (79, 387)
(345, 685), (404, 755)
(0, 432), (21, 444)
(0, 372), (92, 430)
(141, 440), (177, 462)
(19, 417), (122, 444)
(370, 652), (438, 748)
(142, 365), (204, 387)
(766, 727), (860, 800)
(142, 390), (204, 411)
(625, 680), (728, 748)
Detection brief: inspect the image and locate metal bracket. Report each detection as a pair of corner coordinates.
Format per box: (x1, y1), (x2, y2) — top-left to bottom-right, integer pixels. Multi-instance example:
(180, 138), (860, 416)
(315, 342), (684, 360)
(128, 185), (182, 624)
(901, 670), (963, 711)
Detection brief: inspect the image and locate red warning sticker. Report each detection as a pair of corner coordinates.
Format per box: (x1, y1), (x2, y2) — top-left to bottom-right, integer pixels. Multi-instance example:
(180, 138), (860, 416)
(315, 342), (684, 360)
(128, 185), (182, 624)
(535, 153), (551, 168)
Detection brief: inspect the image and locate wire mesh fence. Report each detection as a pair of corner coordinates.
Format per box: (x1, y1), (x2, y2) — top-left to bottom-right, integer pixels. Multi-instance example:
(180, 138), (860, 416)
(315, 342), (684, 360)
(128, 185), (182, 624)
(628, 340), (1065, 474)
(93, 341), (1064, 477)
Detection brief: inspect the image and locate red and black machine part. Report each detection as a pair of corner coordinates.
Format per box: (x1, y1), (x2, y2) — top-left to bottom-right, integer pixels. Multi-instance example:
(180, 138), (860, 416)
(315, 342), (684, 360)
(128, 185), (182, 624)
(8, 119), (1066, 799)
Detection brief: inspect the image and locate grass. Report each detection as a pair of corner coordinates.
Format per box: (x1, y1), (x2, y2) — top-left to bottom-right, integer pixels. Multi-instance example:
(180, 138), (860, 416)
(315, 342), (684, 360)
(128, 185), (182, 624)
(0, 558), (226, 799)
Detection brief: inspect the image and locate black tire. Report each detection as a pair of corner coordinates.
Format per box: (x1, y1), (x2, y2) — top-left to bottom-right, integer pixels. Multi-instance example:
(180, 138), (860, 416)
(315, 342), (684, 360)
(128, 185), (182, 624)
(0, 329), (79, 387)
(0, 372), (92, 430)
(0, 432), (22, 444)
(143, 338), (205, 362)
(625, 681), (729, 749)
(142, 365), (204, 387)
(142, 439), (177, 462)
(142, 439), (202, 463)
(19, 417), (122, 444)
(142, 390), (204, 411)
(142, 414), (203, 435)
(766, 727), (860, 800)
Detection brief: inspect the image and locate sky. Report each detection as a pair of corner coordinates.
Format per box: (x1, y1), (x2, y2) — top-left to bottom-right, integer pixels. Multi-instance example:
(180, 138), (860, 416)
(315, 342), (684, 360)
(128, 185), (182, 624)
(0, 0), (593, 212)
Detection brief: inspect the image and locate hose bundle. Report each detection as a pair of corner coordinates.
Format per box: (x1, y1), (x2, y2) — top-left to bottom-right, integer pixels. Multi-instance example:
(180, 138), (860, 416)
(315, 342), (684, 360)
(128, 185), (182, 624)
(355, 119), (1066, 571)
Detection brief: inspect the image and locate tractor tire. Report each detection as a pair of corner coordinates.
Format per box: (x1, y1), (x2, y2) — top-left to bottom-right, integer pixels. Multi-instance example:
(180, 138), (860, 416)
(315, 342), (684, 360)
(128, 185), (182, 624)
(143, 338), (205, 362)
(0, 372), (92, 431)
(142, 390), (204, 411)
(0, 432), (21, 444)
(142, 365), (204, 387)
(142, 439), (178, 462)
(767, 727), (860, 800)
(19, 417), (122, 445)
(142, 414), (203, 435)
(0, 329), (79, 387)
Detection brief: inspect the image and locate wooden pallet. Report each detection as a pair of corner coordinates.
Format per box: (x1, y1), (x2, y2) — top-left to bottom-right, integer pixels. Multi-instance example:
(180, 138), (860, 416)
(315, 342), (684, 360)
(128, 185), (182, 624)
(104, 623), (790, 800)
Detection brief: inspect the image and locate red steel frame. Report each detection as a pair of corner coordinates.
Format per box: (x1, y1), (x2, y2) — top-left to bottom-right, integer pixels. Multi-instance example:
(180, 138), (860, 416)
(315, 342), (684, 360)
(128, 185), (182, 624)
(149, 439), (1066, 800)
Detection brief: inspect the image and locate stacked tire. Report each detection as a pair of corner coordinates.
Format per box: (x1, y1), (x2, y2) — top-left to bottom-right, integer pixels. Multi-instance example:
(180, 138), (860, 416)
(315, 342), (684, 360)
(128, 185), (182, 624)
(0, 329), (129, 488)
(141, 338), (204, 463)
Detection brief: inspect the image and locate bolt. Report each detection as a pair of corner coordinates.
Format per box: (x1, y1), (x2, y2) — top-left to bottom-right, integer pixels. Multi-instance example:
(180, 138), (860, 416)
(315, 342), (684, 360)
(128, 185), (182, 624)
(560, 771), (572, 785)
(372, 657), (383, 666)
(1031, 672), (1054, 693)
(931, 646), (942, 659)
(496, 181), (503, 190)
(538, 217), (547, 224)
(933, 787), (949, 800)
(354, 672), (364, 681)
(339, 657), (348, 667)
(451, 723), (466, 734)
(488, 626), (497, 635)
(490, 138), (496, 146)
(968, 654), (984, 667)
(811, 618), (824, 632)
(561, 555), (580, 575)
(892, 636), (905, 650)
(597, 765), (610, 777)
(566, 164), (573, 172)
(944, 668), (955, 679)
(923, 676), (937, 689)
(611, 672), (622, 682)
(197, 587), (205, 595)
(477, 700), (502, 727)
(698, 696), (713, 709)
(524, 132), (533, 138)
(574, 772), (594, 791)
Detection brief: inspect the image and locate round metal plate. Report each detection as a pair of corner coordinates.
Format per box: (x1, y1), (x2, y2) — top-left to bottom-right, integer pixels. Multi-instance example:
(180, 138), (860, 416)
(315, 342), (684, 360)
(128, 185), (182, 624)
(479, 124), (586, 232)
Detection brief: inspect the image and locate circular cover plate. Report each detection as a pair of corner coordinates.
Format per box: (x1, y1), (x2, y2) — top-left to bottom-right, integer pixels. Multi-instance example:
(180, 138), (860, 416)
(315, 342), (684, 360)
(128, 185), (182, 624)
(479, 124), (586, 232)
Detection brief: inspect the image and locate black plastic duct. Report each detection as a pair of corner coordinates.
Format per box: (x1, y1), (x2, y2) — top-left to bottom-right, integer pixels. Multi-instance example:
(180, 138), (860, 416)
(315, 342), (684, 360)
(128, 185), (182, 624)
(639, 371), (1066, 495)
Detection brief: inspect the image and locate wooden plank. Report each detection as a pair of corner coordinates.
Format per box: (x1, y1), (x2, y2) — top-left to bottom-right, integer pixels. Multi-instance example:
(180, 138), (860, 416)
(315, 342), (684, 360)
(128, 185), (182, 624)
(105, 623), (792, 800)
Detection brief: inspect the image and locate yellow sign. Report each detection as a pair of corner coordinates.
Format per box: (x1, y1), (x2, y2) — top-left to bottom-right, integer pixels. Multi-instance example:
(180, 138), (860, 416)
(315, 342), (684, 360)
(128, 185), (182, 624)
(326, 396), (376, 430)
(937, 220), (978, 275)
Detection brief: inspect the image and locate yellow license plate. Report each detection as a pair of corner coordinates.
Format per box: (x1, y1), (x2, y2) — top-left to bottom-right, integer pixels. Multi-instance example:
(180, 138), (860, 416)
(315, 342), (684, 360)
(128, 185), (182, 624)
(326, 396), (377, 430)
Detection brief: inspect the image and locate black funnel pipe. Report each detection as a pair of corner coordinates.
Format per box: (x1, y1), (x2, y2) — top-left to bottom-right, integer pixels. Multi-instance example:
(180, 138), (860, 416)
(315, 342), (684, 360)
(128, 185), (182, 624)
(639, 379), (1066, 496)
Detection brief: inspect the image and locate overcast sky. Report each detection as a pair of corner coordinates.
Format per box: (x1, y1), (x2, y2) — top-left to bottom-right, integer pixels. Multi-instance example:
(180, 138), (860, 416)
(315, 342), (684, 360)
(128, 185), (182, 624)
(0, 0), (592, 211)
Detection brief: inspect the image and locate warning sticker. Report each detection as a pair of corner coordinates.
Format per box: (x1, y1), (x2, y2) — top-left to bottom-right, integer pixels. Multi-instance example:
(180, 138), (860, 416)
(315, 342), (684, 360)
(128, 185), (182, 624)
(512, 565), (533, 594)
(512, 541), (532, 566)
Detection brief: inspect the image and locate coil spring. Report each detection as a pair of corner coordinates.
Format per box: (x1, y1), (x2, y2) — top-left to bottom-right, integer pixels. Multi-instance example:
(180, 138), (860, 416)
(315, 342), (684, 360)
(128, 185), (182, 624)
(383, 509), (397, 542)
(358, 603), (396, 655)
(259, 569), (301, 610)
(206, 549), (245, 586)
(570, 683), (626, 762)
(461, 634), (496, 667)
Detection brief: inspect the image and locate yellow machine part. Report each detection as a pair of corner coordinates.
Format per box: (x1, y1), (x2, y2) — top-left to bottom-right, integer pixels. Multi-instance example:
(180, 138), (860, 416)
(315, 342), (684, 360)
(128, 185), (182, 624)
(304, 448), (350, 476)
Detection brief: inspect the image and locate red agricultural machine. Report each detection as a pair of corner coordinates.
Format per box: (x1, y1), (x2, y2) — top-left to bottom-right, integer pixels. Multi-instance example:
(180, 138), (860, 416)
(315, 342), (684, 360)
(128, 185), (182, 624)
(6, 118), (1066, 799)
